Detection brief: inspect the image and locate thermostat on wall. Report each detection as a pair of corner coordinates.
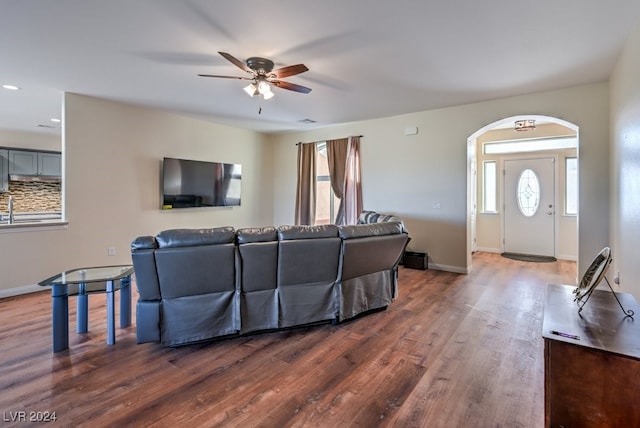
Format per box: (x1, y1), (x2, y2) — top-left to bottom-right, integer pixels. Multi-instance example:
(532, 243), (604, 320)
(404, 126), (418, 136)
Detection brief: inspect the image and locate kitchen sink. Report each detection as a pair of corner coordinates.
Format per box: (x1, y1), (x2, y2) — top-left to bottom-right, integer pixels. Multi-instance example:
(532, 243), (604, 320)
(0, 211), (63, 225)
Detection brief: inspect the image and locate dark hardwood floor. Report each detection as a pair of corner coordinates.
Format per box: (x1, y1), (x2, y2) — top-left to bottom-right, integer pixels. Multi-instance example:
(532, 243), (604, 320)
(0, 252), (575, 427)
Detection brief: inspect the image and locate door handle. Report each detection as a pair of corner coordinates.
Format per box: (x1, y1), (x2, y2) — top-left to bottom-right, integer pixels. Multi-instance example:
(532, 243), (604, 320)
(546, 211), (553, 215)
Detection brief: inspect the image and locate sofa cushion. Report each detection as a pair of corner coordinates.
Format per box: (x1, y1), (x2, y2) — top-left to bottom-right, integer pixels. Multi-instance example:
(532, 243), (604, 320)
(237, 238), (278, 293)
(277, 224), (339, 240)
(155, 244), (236, 298)
(338, 222), (403, 239)
(156, 227), (235, 248)
(357, 210), (407, 232)
(278, 238), (341, 287)
(237, 227), (278, 244)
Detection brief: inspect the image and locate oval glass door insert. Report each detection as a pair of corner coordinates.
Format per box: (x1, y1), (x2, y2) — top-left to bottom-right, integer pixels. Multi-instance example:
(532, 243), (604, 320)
(517, 169), (540, 217)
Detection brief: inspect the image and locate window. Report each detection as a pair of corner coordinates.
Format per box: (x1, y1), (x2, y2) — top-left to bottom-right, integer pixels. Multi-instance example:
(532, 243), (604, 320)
(315, 143), (340, 224)
(517, 169), (540, 217)
(483, 161), (497, 213)
(565, 157), (577, 215)
(484, 136), (577, 155)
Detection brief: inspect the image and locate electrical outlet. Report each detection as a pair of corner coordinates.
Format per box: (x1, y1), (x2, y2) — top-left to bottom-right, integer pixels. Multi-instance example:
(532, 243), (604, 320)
(432, 201), (441, 209)
(108, 247), (116, 256)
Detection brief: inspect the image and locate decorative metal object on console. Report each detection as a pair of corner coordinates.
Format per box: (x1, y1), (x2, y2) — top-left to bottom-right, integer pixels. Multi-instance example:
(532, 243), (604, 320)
(573, 247), (634, 318)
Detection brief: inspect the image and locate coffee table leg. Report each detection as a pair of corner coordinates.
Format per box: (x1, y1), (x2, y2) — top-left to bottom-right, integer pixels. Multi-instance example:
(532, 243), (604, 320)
(106, 280), (115, 345)
(51, 284), (69, 352)
(77, 282), (88, 333)
(120, 275), (131, 328)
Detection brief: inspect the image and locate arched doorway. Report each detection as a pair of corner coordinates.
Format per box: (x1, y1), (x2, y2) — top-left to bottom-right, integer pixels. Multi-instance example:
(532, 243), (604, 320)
(466, 115), (579, 271)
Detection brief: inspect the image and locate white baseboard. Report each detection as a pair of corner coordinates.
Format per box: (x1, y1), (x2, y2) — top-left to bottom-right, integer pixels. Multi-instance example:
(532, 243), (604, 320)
(476, 247), (501, 254)
(0, 284), (43, 299)
(427, 263), (469, 274)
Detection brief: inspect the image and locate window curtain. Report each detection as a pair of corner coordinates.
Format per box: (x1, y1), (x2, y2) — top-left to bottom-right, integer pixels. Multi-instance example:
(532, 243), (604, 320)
(338, 136), (363, 225)
(294, 142), (317, 225)
(326, 138), (348, 223)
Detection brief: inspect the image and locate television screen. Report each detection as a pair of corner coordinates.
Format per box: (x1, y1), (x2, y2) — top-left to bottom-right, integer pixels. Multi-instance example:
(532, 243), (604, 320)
(162, 157), (241, 209)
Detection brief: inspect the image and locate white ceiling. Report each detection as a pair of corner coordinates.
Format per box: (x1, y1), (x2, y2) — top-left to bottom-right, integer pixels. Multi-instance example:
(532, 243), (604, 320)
(2, 1), (640, 136)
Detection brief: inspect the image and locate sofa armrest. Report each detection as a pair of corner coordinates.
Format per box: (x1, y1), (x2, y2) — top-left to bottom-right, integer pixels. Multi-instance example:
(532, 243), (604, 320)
(131, 235), (157, 250)
(131, 235), (161, 301)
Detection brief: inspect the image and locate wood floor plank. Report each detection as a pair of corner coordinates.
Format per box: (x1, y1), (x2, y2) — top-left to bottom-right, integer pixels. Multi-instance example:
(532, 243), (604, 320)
(0, 252), (576, 427)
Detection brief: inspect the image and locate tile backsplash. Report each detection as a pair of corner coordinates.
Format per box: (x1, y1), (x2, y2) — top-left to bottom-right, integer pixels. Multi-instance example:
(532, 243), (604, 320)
(0, 181), (62, 212)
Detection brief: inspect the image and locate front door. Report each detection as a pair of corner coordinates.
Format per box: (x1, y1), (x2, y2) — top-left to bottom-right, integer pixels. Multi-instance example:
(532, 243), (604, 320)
(504, 157), (555, 256)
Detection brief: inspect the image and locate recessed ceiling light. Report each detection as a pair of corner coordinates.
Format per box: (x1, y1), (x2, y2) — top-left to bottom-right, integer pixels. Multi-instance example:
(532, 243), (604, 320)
(2, 84), (21, 90)
(50, 118), (61, 123)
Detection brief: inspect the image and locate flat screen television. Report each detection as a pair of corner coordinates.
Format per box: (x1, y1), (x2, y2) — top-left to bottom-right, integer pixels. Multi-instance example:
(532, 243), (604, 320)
(161, 157), (242, 209)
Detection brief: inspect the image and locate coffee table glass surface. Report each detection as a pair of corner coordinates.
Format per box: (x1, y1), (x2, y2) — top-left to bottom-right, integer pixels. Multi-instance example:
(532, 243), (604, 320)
(40, 265), (134, 294)
(39, 265), (134, 352)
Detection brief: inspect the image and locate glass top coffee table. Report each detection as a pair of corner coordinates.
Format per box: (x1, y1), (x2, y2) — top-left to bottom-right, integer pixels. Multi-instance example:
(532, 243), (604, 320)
(39, 265), (134, 352)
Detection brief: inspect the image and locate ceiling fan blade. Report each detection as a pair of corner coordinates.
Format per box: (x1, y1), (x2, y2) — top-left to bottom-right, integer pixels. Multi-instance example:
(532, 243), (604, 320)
(272, 80), (312, 94)
(198, 74), (253, 80)
(271, 64), (309, 79)
(218, 51), (253, 74)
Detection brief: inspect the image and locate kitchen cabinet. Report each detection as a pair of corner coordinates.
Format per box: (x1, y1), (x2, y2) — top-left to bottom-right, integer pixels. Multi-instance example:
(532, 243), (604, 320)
(0, 149), (8, 192)
(9, 150), (38, 175)
(8, 150), (61, 177)
(38, 152), (61, 176)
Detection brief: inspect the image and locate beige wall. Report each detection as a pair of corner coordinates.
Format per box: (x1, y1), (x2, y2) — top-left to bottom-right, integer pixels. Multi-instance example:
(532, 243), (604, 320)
(0, 93), (272, 294)
(272, 83), (609, 275)
(0, 82), (612, 293)
(0, 129), (61, 152)
(610, 20), (640, 299)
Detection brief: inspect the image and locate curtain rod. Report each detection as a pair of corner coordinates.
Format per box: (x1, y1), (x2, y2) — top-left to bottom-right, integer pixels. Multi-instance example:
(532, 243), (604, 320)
(296, 135), (363, 145)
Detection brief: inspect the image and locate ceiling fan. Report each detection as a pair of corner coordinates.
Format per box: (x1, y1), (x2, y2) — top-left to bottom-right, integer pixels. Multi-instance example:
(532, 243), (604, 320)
(198, 52), (312, 99)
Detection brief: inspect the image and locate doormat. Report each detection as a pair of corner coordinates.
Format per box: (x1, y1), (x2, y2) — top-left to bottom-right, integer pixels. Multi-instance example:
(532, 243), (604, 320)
(501, 252), (557, 263)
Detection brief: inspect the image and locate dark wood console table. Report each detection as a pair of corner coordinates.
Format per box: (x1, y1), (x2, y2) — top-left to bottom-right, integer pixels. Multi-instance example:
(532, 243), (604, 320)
(542, 284), (640, 427)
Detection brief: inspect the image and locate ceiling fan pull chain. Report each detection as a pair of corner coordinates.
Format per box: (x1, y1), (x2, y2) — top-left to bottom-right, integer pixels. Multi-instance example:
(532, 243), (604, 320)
(258, 95), (263, 115)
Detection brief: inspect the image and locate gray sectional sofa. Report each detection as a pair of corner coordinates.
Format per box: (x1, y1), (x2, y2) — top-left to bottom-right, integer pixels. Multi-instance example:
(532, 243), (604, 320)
(131, 213), (409, 347)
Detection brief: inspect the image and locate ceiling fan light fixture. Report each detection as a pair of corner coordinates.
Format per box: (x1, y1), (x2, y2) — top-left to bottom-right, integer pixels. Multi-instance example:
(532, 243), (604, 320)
(258, 81), (274, 99)
(201, 52), (311, 100)
(243, 83), (258, 97)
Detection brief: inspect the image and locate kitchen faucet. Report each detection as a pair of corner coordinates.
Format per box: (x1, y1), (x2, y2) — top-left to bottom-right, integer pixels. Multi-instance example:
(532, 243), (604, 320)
(8, 195), (14, 224)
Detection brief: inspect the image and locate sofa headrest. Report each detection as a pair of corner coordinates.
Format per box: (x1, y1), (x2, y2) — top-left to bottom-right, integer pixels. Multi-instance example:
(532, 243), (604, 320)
(338, 222), (404, 239)
(156, 227), (236, 248)
(131, 235), (158, 251)
(237, 227), (278, 244)
(277, 224), (339, 241)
